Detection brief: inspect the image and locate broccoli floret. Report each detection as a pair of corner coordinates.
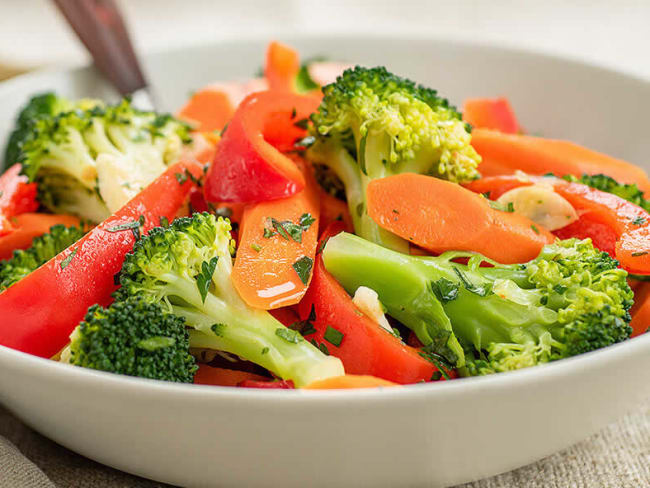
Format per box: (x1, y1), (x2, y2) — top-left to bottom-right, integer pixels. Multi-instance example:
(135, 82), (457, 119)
(0, 224), (86, 290)
(116, 212), (343, 387)
(563, 173), (650, 212)
(307, 66), (481, 252)
(62, 297), (197, 383)
(3, 92), (73, 171)
(322, 233), (633, 375)
(14, 94), (191, 222)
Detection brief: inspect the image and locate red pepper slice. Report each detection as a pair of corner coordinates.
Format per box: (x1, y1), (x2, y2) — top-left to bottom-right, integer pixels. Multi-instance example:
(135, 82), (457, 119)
(237, 379), (295, 389)
(296, 222), (448, 384)
(462, 98), (521, 134)
(204, 91), (320, 203)
(0, 164), (39, 236)
(465, 175), (650, 273)
(0, 161), (202, 358)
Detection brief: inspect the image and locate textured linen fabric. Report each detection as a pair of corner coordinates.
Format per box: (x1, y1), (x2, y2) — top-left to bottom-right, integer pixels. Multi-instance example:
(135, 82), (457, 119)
(0, 401), (648, 488)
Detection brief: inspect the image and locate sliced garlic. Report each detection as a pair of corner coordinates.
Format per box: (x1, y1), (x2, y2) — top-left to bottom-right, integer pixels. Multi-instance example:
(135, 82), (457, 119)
(352, 286), (393, 333)
(497, 183), (578, 231)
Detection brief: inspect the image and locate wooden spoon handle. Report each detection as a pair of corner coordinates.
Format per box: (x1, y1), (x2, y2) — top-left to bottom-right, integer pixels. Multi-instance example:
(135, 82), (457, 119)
(52, 0), (148, 96)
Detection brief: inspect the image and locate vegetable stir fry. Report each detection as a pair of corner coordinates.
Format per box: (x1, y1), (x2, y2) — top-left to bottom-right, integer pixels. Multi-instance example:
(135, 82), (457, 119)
(0, 41), (647, 390)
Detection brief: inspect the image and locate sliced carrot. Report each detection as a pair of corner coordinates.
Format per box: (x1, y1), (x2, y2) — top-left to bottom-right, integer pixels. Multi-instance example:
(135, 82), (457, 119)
(463, 98), (521, 134)
(177, 89), (235, 133)
(465, 174), (650, 273)
(232, 157), (320, 309)
(630, 282), (650, 337)
(0, 213), (81, 260)
(367, 173), (554, 264)
(318, 189), (354, 234)
(264, 41), (300, 92)
(472, 129), (649, 188)
(303, 375), (398, 389)
(193, 364), (268, 387)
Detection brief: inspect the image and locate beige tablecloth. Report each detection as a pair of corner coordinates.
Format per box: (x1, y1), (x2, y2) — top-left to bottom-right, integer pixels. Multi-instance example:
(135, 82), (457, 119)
(0, 400), (648, 488)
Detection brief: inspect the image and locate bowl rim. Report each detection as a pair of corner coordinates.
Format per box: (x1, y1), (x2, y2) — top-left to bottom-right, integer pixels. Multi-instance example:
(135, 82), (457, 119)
(1, 34), (649, 402)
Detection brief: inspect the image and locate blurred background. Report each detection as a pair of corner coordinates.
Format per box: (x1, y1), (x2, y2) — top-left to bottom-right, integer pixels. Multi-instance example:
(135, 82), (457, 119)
(1, 0), (649, 81)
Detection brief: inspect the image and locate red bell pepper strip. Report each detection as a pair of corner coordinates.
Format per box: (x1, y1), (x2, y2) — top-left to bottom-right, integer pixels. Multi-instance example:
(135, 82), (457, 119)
(464, 175), (650, 273)
(193, 364), (268, 386)
(204, 91), (320, 203)
(296, 222), (447, 384)
(0, 164), (39, 236)
(0, 161), (202, 358)
(553, 182), (650, 274)
(0, 213), (81, 260)
(463, 98), (521, 134)
(471, 129), (650, 190)
(238, 379), (295, 389)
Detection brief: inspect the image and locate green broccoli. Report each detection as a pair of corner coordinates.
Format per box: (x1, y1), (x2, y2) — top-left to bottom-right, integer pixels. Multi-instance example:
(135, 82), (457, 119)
(322, 232), (633, 375)
(0, 224), (86, 291)
(10, 93), (192, 222)
(62, 297), (197, 383)
(116, 212), (344, 387)
(3, 92), (74, 171)
(563, 173), (650, 212)
(307, 66), (481, 252)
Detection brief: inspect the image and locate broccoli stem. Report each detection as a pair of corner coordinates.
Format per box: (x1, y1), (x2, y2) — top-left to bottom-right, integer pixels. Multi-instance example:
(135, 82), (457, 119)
(160, 273), (342, 387)
(322, 232), (464, 366)
(308, 141), (408, 253)
(323, 233), (563, 366)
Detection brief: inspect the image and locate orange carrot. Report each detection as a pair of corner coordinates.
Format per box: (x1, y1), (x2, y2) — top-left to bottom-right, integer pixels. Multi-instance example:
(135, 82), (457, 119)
(264, 41), (300, 92)
(232, 157), (320, 309)
(303, 375), (398, 389)
(318, 189), (354, 234)
(193, 364), (268, 387)
(177, 89), (235, 133)
(472, 129), (650, 189)
(630, 282), (650, 338)
(0, 213), (81, 260)
(366, 173), (554, 264)
(463, 98), (521, 134)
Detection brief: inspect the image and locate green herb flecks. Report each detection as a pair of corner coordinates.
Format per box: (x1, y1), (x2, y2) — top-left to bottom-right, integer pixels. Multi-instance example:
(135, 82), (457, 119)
(323, 325), (344, 347)
(292, 256), (313, 285)
(60, 248), (77, 270)
(195, 257), (219, 303)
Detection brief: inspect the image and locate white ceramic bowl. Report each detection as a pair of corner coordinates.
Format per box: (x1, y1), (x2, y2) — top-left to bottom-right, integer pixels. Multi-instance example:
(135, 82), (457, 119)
(0, 36), (649, 488)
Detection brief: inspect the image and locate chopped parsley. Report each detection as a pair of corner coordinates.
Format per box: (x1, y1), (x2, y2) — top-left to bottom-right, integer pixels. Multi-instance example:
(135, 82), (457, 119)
(430, 278), (459, 303)
(106, 216), (145, 240)
(261, 347), (269, 355)
(323, 326), (344, 347)
(531, 224), (540, 234)
(263, 213), (314, 243)
(488, 200), (515, 213)
(632, 216), (646, 226)
(60, 248), (77, 270)
(632, 251), (648, 257)
(195, 257), (219, 303)
(453, 267), (490, 297)
(275, 327), (303, 344)
(293, 118), (309, 130)
(251, 243), (262, 253)
(292, 256), (313, 285)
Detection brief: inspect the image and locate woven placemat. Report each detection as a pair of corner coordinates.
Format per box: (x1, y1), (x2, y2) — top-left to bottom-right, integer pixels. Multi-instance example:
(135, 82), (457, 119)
(1, 400), (648, 488)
